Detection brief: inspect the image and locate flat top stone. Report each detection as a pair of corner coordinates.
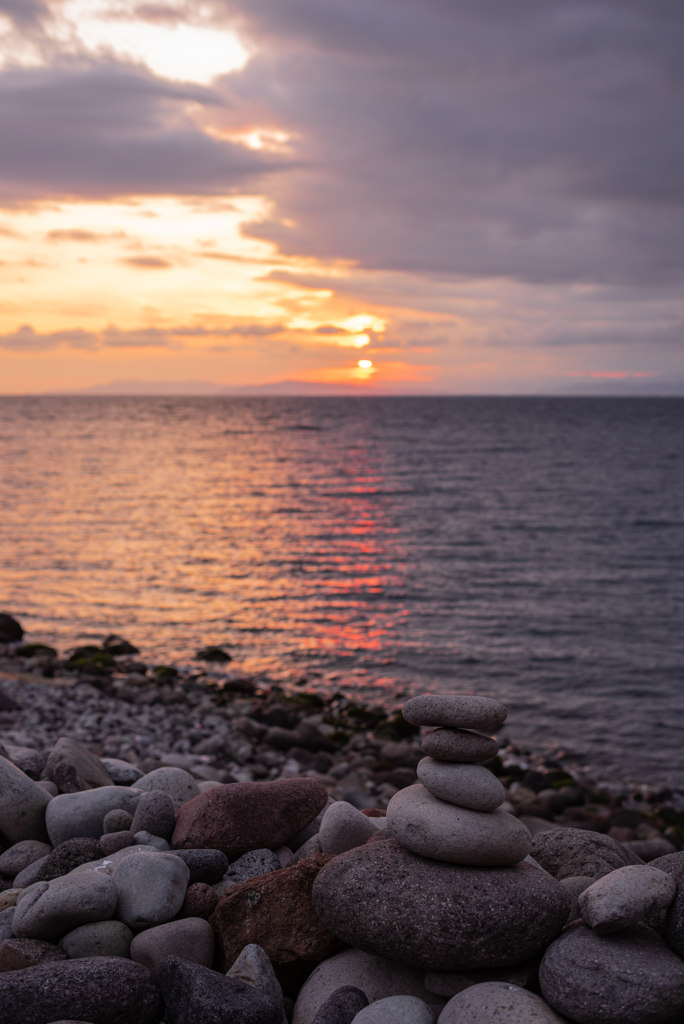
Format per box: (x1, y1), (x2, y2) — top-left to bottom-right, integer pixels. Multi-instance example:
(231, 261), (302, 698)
(421, 729), (499, 764)
(403, 694), (507, 732)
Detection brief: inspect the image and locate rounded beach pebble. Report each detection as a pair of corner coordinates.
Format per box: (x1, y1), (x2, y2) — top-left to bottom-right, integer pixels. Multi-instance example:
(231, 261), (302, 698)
(130, 917), (215, 977)
(319, 801), (385, 856)
(437, 981), (566, 1024)
(312, 837), (568, 970)
(403, 694), (507, 732)
(12, 872), (118, 942)
(0, 955), (163, 1024)
(293, 948), (437, 1024)
(352, 996), (432, 1024)
(113, 850), (190, 931)
(0, 755), (52, 844)
(421, 729), (499, 763)
(171, 778), (329, 859)
(416, 758), (505, 812)
(386, 784), (530, 865)
(540, 920), (684, 1024)
(134, 767), (200, 812)
(311, 985), (369, 1024)
(531, 828), (645, 881)
(579, 864), (676, 934)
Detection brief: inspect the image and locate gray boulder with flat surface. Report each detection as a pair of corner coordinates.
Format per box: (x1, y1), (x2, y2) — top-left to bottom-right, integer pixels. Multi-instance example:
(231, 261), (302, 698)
(312, 839), (568, 970)
(386, 785), (531, 866)
(531, 828), (643, 881)
(59, 919), (134, 959)
(158, 955), (283, 1024)
(130, 917), (214, 977)
(403, 694), (507, 732)
(293, 949), (440, 1024)
(12, 871), (117, 942)
(579, 864), (676, 934)
(0, 955), (163, 1024)
(540, 920), (684, 1024)
(437, 981), (566, 1024)
(113, 850), (190, 931)
(46, 787), (142, 847)
(0, 756), (52, 845)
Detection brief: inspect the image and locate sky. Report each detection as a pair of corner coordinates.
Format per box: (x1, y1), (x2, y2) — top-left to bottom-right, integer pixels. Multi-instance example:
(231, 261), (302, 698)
(0, 0), (683, 394)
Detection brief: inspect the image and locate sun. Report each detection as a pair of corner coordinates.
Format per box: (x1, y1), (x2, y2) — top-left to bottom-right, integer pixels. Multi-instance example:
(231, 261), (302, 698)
(358, 359), (373, 369)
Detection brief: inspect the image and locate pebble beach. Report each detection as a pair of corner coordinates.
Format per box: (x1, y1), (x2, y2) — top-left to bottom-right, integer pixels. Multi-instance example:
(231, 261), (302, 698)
(1, 613), (684, 1024)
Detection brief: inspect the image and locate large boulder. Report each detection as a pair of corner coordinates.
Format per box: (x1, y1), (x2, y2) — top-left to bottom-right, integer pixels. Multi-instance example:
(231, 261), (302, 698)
(0, 955), (163, 1024)
(531, 828), (643, 881)
(311, 838), (569, 970)
(0, 756), (51, 845)
(172, 779), (329, 858)
(211, 852), (342, 968)
(46, 787), (142, 847)
(386, 785), (530, 866)
(44, 738), (113, 794)
(293, 949), (442, 1024)
(540, 921), (684, 1024)
(158, 955), (283, 1024)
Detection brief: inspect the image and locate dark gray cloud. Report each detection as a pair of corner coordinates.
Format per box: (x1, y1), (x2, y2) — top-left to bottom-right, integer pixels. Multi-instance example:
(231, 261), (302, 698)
(0, 59), (282, 202)
(213, 0), (684, 287)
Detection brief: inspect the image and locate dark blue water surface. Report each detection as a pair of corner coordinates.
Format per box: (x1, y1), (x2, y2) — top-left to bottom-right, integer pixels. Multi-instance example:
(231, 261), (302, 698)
(1, 396), (683, 784)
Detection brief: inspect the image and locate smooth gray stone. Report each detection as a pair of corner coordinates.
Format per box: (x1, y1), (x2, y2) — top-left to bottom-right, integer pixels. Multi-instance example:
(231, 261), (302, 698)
(133, 831), (170, 851)
(0, 756), (52, 844)
(70, 844), (152, 876)
(647, 852), (684, 956)
(403, 694), (507, 732)
(12, 872), (117, 942)
(14, 853), (52, 887)
(289, 796), (336, 852)
(100, 758), (144, 786)
(560, 876), (595, 924)
(59, 919), (134, 959)
(113, 850), (190, 931)
(46, 787), (142, 847)
(531, 828), (644, 881)
(133, 767), (200, 812)
(541, 921), (684, 1023)
(421, 730), (499, 764)
(438, 982), (566, 1024)
(0, 956), (163, 1024)
(228, 942), (286, 1021)
(131, 790), (176, 842)
(352, 996), (432, 1024)
(158, 955), (282, 1024)
(579, 865), (676, 934)
(0, 839), (53, 879)
(312, 839), (569, 970)
(622, 838), (678, 861)
(311, 987), (369, 1024)
(37, 779), (59, 797)
(130, 917), (214, 977)
(319, 802), (383, 856)
(291, 834), (323, 864)
(386, 785), (531, 866)
(293, 949), (441, 1024)
(416, 759), (505, 812)
(44, 737), (113, 794)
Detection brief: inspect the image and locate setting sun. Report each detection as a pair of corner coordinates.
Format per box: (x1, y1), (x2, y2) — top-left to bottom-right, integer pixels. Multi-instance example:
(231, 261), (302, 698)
(358, 360), (373, 369)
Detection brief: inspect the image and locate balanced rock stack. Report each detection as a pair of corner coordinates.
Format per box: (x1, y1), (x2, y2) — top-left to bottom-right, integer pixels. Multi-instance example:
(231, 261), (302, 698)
(387, 694), (532, 866)
(312, 693), (571, 971)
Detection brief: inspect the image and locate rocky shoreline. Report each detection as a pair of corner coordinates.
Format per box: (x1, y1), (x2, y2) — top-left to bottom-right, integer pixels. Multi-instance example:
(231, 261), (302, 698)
(1, 615), (684, 1024)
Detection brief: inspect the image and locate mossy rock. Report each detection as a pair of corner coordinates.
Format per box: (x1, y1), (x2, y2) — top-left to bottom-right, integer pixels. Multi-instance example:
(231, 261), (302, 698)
(16, 643), (57, 658)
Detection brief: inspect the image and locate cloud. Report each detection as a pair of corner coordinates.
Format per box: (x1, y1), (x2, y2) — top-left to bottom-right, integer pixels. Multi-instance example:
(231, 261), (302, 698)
(214, 0), (684, 288)
(0, 320), (290, 351)
(122, 255), (173, 268)
(0, 59), (284, 203)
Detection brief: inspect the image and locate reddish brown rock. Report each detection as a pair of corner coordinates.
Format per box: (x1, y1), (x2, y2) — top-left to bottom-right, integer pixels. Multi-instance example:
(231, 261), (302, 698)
(180, 882), (218, 919)
(172, 778), (328, 858)
(0, 937), (68, 972)
(210, 852), (344, 967)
